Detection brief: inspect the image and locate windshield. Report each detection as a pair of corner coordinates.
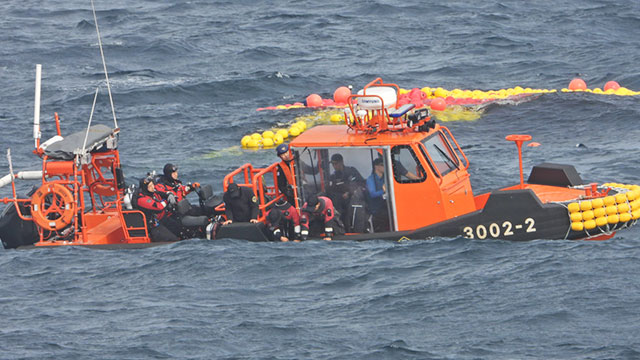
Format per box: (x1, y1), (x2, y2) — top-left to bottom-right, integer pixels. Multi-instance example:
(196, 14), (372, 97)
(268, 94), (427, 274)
(421, 132), (459, 176)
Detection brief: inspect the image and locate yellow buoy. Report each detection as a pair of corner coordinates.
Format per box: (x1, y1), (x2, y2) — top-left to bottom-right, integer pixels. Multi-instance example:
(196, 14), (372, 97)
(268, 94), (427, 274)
(582, 210), (595, 221)
(579, 200), (592, 211)
(273, 134), (284, 145)
(296, 121), (307, 131)
(591, 198), (604, 208)
(571, 222), (584, 232)
(330, 114), (343, 123)
(584, 219), (597, 230)
(615, 193), (627, 204)
(617, 203), (630, 214)
(570, 212), (583, 222)
(631, 200), (640, 211)
(567, 202), (580, 213)
(593, 207), (606, 218)
(289, 126), (300, 137)
(603, 196), (616, 206)
(250, 133), (262, 141)
(627, 190), (639, 201)
(262, 137), (274, 147)
(276, 129), (289, 139)
(619, 212), (632, 223)
(605, 205), (618, 215)
(241, 135), (252, 147)
(246, 139), (260, 148)
(632, 209), (640, 220)
(595, 216), (608, 227)
(607, 214), (619, 224)
(434, 87), (448, 98)
(262, 130), (275, 139)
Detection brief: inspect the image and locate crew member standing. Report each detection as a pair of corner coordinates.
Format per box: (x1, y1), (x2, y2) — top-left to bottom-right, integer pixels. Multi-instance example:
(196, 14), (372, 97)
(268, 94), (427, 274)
(222, 183), (259, 225)
(275, 144), (296, 204)
(327, 153), (365, 231)
(366, 157), (389, 232)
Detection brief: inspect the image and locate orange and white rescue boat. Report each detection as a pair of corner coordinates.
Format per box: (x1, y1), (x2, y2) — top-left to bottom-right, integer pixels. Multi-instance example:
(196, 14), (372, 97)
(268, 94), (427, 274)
(216, 78), (640, 242)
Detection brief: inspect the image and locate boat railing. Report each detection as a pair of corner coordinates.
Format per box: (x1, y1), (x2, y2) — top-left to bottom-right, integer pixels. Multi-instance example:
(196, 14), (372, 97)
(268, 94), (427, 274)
(222, 163), (258, 191)
(251, 162), (291, 220)
(440, 126), (470, 171)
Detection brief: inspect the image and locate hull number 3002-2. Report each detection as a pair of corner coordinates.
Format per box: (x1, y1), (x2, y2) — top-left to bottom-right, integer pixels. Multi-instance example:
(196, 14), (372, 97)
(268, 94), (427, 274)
(462, 218), (536, 239)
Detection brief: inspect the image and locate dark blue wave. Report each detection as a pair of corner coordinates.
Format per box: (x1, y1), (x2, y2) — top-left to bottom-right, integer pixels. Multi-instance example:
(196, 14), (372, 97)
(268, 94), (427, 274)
(2, 0), (640, 358)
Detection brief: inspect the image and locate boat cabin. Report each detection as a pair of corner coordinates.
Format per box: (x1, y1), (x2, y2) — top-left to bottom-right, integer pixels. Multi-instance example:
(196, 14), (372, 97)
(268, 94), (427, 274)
(222, 78), (479, 234)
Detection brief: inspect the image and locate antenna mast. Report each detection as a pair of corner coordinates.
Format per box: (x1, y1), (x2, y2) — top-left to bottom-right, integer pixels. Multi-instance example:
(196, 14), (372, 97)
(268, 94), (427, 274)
(90, 0), (118, 129)
(33, 64), (42, 148)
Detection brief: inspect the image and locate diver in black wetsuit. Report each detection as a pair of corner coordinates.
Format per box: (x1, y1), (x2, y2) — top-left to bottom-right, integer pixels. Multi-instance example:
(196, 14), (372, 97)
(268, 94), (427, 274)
(222, 183), (259, 225)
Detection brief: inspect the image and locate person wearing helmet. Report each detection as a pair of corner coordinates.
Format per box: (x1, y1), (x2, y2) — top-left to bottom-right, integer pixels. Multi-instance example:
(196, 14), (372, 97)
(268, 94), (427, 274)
(155, 163), (200, 203)
(276, 144), (296, 204)
(222, 182), (259, 225)
(300, 194), (344, 241)
(264, 200), (301, 242)
(135, 176), (179, 242)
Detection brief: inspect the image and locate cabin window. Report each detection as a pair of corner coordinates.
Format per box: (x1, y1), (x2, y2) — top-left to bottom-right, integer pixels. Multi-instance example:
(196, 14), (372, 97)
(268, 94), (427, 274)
(420, 132), (459, 177)
(294, 147), (394, 233)
(390, 145), (426, 183)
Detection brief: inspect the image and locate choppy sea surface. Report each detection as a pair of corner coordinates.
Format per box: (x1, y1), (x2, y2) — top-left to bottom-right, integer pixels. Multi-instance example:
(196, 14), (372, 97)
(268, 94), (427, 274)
(1, 1), (640, 359)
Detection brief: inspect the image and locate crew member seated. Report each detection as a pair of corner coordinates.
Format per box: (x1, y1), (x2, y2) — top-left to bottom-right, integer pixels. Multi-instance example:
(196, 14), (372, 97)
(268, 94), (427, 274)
(391, 147), (421, 181)
(264, 200), (301, 242)
(327, 153), (366, 232)
(155, 163), (200, 208)
(366, 158), (390, 232)
(222, 183), (259, 225)
(300, 194), (344, 241)
(135, 176), (179, 242)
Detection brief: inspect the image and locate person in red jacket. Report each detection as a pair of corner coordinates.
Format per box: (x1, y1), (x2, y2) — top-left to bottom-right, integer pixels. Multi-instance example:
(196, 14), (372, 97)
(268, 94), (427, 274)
(300, 194), (345, 240)
(135, 176), (179, 242)
(155, 163), (200, 203)
(264, 200), (301, 242)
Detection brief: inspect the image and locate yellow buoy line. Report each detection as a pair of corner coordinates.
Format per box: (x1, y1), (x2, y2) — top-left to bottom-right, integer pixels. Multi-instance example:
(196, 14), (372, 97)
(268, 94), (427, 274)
(241, 110), (345, 149)
(564, 183), (640, 237)
(244, 82), (639, 149)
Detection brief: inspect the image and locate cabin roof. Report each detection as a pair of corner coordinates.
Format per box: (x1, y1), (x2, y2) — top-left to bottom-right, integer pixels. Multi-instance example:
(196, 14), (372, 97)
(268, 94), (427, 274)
(290, 124), (432, 148)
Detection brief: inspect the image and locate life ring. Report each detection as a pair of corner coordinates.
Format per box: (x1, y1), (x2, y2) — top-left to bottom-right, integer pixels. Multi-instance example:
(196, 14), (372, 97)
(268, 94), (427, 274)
(30, 183), (76, 231)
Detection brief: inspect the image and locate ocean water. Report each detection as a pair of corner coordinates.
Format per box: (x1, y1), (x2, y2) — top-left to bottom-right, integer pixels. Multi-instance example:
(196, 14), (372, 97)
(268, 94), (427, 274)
(1, 0), (640, 358)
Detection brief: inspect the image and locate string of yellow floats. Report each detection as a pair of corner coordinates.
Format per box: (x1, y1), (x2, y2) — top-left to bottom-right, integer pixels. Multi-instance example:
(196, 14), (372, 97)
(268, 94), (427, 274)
(567, 183), (640, 233)
(243, 78), (639, 149)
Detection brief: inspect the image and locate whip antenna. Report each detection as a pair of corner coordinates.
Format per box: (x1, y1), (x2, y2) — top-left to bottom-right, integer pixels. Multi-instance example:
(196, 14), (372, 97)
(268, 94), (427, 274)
(82, 87), (100, 155)
(90, 0), (118, 129)
(33, 64), (42, 149)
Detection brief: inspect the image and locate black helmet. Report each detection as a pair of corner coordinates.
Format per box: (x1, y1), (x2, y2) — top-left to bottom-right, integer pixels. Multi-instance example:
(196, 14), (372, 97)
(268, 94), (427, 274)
(276, 144), (289, 156)
(306, 194), (319, 207)
(139, 175), (155, 195)
(163, 163), (178, 177)
(227, 183), (241, 198)
(267, 208), (282, 225)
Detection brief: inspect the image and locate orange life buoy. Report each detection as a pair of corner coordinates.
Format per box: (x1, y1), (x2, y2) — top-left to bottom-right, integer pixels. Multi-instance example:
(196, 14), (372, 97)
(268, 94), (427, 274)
(30, 183), (76, 231)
